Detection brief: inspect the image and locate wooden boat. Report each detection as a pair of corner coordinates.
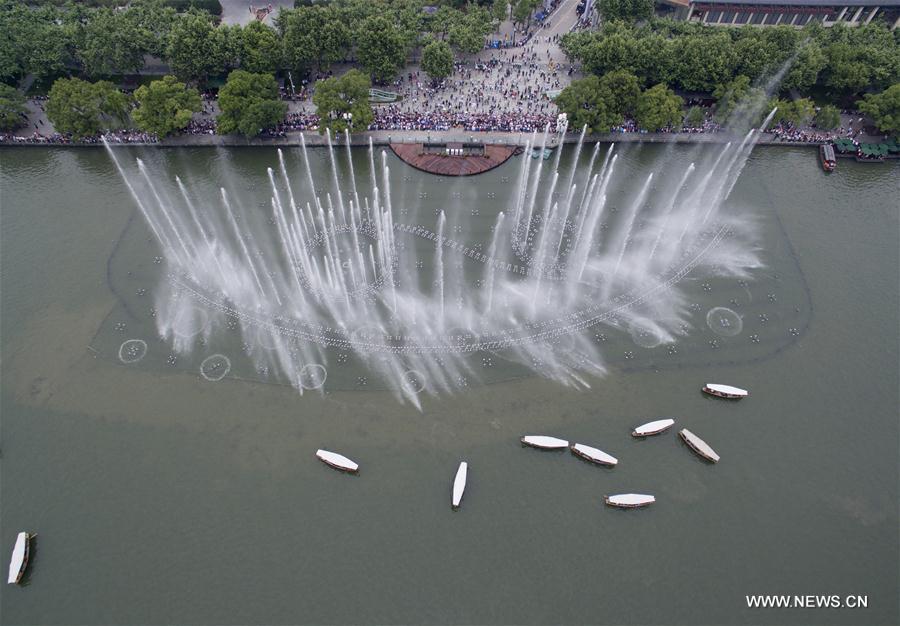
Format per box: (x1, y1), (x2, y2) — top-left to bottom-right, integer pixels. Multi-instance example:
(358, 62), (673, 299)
(452, 462), (467, 509)
(820, 143), (836, 172)
(570, 443), (617, 466)
(604, 494), (655, 508)
(7, 532), (33, 585)
(632, 418), (675, 437)
(702, 383), (748, 399)
(520, 435), (569, 449)
(679, 428), (720, 463)
(315, 449), (359, 473)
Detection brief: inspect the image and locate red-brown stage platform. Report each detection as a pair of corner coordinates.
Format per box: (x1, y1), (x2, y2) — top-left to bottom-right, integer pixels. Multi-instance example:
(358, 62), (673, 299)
(390, 142), (517, 176)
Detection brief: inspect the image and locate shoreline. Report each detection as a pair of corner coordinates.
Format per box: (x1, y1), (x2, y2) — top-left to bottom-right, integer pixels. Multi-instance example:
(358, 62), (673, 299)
(0, 129), (842, 149)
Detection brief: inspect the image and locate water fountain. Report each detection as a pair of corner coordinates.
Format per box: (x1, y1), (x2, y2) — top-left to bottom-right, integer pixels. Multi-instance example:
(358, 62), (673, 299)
(105, 112), (777, 408)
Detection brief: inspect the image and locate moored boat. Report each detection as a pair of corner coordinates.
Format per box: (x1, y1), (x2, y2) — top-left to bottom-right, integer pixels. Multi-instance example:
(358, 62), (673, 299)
(702, 383), (748, 399)
(520, 435), (569, 449)
(570, 443), (617, 466)
(315, 449), (359, 473)
(604, 494), (655, 508)
(679, 428), (720, 463)
(631, 418), (676, 437)
(7, 532), (33, 585)
(452, 462), (467, 509)
(820, 143), (836, 172)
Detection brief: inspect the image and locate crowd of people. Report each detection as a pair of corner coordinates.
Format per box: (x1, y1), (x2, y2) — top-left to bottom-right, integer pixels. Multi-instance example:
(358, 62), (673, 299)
(0, 129), (157, 144)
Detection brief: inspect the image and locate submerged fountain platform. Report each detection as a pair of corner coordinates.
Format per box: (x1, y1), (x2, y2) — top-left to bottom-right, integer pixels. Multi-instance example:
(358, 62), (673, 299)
(390, 142), (516, 176)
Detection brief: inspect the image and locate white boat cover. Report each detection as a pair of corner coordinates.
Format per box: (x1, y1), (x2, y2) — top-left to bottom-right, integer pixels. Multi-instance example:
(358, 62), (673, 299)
(705, 383), (748, 397)
(571, 443), (618, 465)
(452, 462), (467, 508)
(316, 449), (359, 472)
(632, 419), (675, 436)
(680, 429), (720, 462)
(606, 494), (655, 506)
(7, 533), (27, 584)
(521, 435), (569, 449)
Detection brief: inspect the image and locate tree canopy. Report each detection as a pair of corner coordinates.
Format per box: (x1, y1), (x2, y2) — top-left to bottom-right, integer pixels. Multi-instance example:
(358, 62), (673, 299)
(555, 76), (622, 134)
(598, 0), (654, 23)
(312, 68), (374, 135)
(132, 75), (201, 137)
(165, 10), (226, 81)
(634, 83), (682, 131)
(46, 78), (129, 138)
(356, 15), (408, 83)
(422, 40), (454, 84)
(858, 84), (900, 135)
(0, 83), (27, 131)
(216, 70), (287, 137)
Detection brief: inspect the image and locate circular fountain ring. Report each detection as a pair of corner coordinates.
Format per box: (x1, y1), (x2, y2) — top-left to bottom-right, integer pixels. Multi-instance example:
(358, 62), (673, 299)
(401, 369), (426, 394)
(200, 354), (231, 381)
(298, 363), (327, 390)
(706, 307), (743, 337)
(118, 339), (148, 364)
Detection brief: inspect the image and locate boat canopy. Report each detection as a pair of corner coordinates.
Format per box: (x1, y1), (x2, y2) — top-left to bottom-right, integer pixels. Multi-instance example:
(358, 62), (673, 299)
(607, 494), (655, 506)
(7, 533), (27, 584)
(706, 383), (748, 396)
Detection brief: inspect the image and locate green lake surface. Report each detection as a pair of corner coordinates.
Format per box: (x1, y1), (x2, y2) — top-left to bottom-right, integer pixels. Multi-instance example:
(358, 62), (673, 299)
(1, 145), (897, 625)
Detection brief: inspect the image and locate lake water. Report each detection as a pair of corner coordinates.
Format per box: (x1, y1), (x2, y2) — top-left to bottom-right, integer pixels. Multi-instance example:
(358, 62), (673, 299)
(1, 144), (897, 625)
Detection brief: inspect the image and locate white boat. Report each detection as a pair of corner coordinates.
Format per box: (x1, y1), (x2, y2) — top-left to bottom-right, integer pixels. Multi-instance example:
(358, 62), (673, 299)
(570, 443), (617, 466)
(315, 449), (359, 473)
(520, 435), (569, 449)
(679, 429), (720, 463)
(604, 494), (655, 508)
(702, 383), (748, 399)
(452, 462), (467, 509)
(7, 532), (32, 585)
(632, 418), (676, 437)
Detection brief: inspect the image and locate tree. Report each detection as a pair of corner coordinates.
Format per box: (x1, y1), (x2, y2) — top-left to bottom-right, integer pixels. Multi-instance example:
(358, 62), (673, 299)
(132, 75), (201, 137)
(422, 40), (454, 84)
(278, 6), (351, 71)
(46, 78), (129, 139)
(814, 104), (841, 130)
(782, 41), (825, 93)
(0, 83), (26, 131)
(491, 0), (508, 27)
(858, 84), (900, 135)
(77, 8), (148, 77)
(671, 32), (736, 93)
(599, 69), (640, 117)
(512, 0), (539, 27)
(684, 105), (705, 129)
(356, 15), (407, 83)
(0, 3), (74, 81)
(554, 76), (622, 134)
(598, 0), (654, 23)
(216, 70), (287, 137)
(165, 10), (225, 81)
(312, 68), (374, 135)
(239, 21), (281, 73)
(635, 83), (683, 131)
(448, 5), (493, 55)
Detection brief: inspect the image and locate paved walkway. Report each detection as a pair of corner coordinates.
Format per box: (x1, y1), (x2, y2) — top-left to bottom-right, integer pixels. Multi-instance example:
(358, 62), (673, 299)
(219, 0), (292, 26)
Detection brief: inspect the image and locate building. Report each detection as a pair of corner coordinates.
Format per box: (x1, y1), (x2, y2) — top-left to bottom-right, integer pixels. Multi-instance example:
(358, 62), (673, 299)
(657, 0), (900, 29)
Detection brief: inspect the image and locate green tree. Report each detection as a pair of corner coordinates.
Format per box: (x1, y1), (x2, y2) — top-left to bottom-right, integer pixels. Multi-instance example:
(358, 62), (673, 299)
(216, 70), (287, 137)
(356, 15), (407, 83)
(0, 4), (74, 81)
(46, 77), (129, 139)
(814, 104), (841, 130)
(240, 21), (281, 73)
(422, 40), (454, 84)
(555, 76), (622, 133)
(684, 105), (705, 129)
(132, 75), (201, 137)
(858, 84), (900, 135)
(491, 0), (508, 27)
(782, 41), (826, 93)
(512, 0), (539, 27)
(671, 32), (736, 93)
(0, 83), (27, 131)
(598, 0), (654, 23)
(165, 10), (225, 81)
(599, 69), (640, 116)
(279, 6), (351, 71)
(77, 8), (148, 77)
(312, 68), (374, 135)
(634, 83), (683, 131)
(449, 5), (493, 55)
